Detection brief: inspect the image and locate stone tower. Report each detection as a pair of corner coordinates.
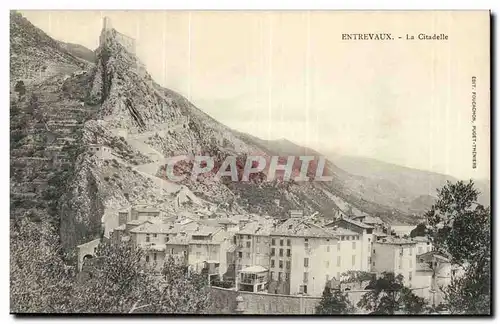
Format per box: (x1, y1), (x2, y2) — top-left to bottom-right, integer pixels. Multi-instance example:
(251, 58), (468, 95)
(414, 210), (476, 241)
(102, 16), (112, 31)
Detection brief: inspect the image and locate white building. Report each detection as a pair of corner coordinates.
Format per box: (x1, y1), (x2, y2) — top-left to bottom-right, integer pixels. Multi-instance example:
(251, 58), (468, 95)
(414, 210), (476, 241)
(413, 236), (433, 255)
(324, 216), (375, 272)
(269, 215), (340, 296)
(88, 144), (113, 159)
(389, 224), (417, 237)
(371, 237), (417, 287)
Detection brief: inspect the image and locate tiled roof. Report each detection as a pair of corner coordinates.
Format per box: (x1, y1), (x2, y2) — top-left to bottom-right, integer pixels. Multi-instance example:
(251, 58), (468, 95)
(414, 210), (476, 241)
(133, 207), (160, 213)
(189, 240), (222, 245)
(240, 265), (268, 273)
(238, 221), (274, 236)
(339, 217), (374, 229)
(328, 227), (359, 237)
(375, 237), (416, 245)
(130, 221), (198, 234)
(271, 218), (335, 238)
(412, 236), (431, 243)
(354, 215), (384, 225)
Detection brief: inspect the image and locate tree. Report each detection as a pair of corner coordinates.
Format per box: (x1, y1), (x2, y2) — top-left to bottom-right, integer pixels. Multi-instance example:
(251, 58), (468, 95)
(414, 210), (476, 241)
(71, 242), (213, 314)
(14, 80), (26, 96)
(410, 223), (427, 237)
(146, 256), (212, 314)
(425, 180), (490, 265)
(10, 217), (75, 313)
(315, 286), (354, 314)
(357, 272), (427, 314)
(71, 240), (159, 313)
(424, 180), (491, 314)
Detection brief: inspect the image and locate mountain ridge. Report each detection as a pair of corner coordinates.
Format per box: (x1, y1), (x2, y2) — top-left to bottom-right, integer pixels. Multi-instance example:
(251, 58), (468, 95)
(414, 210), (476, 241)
(11, 13), (489, 250)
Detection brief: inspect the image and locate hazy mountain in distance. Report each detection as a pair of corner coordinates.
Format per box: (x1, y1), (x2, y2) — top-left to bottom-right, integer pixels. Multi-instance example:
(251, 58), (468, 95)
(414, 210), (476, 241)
(16, 12), (485, 251)
(327, 152), (491, 208)
(58, 41), (96, 63)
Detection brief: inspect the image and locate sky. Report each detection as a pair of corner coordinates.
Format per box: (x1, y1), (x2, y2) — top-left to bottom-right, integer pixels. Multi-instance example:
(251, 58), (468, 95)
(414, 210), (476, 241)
(19, 10), (490, 181)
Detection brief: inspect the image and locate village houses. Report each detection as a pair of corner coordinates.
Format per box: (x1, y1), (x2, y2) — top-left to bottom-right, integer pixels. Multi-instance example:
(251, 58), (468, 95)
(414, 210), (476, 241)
(76, 203), (454, 305)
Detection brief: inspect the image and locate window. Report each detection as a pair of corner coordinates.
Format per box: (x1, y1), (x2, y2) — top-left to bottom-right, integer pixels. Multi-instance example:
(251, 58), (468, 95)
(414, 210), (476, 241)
(272, 238), (276, 245)
(325, 261), (330, 268)
(287, 239), (291, 246)
(238, 252), (242, 258)
(337, 256), (341, 267)
(286, 261), (291, 269)
(337, 243), (341, 251)
(372, 261), (375, 267)
(271, 248), (275, 256)
(326, 245), (330, 252)
(271, 260), (275, 268)
(270, 272), (274, 280)
(257, 246), (261, 254)
(146, 255), (150, 262)
(153, 234), (157, 238)
(246, 252), (250, 259)
(247, 235), (251, 240)
(285, 272), (290, 280)
(346, 236), (350, 241)
(280, 239), (284, 246)
(146, 235), (150, 243)
(304, 258), (309, 267)
(303, 272), (309, 283)
(246, 241), (251, 248)
(279, 249), (283, 257)
(256, 236), (261, 243)
(287, 249), (291, 257)
(373, 249), (376, 254)
(409, 248), (413, 256)
(153, 253), (157, 261)
(279, 260), (283, 269)
(278, 272), (283, 281)
(171, 248), (174, 254)
(352, 242), (356, 249)
(352, 255), (356, 266)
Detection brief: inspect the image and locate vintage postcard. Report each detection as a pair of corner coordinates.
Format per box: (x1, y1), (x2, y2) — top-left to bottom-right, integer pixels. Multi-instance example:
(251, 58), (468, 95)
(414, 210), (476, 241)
(10, 10), (490, 315)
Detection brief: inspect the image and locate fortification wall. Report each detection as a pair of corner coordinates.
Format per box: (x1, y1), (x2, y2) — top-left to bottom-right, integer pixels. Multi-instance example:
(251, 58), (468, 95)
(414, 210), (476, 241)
(209, 286), (369, 314)
(115, 31), (136, 55)
(210, 286), (431, 314)
(100, 17), (136, 55)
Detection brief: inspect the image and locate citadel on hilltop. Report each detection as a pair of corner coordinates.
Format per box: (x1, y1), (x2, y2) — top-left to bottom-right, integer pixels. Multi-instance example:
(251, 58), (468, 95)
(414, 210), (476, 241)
(100, 16), (136, 55)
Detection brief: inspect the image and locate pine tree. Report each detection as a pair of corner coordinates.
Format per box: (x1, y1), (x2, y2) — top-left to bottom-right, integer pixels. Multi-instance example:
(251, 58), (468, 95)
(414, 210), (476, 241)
(315, 286), (354, 314)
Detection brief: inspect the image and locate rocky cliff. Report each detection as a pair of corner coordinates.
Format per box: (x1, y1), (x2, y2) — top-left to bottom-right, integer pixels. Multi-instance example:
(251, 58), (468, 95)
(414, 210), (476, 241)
(11, 13), (432, 250)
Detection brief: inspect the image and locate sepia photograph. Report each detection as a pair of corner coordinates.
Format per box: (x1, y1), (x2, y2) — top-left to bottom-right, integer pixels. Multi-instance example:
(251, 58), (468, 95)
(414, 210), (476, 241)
(9, 9), (491, 315)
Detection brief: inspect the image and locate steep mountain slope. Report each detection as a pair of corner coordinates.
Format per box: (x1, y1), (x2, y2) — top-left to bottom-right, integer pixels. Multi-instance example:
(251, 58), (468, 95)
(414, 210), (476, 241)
(10, 11), (90, 86)
(58, 41), (96, 63)
(11, 14), (435, 250)
(327, 153), (491, 208)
